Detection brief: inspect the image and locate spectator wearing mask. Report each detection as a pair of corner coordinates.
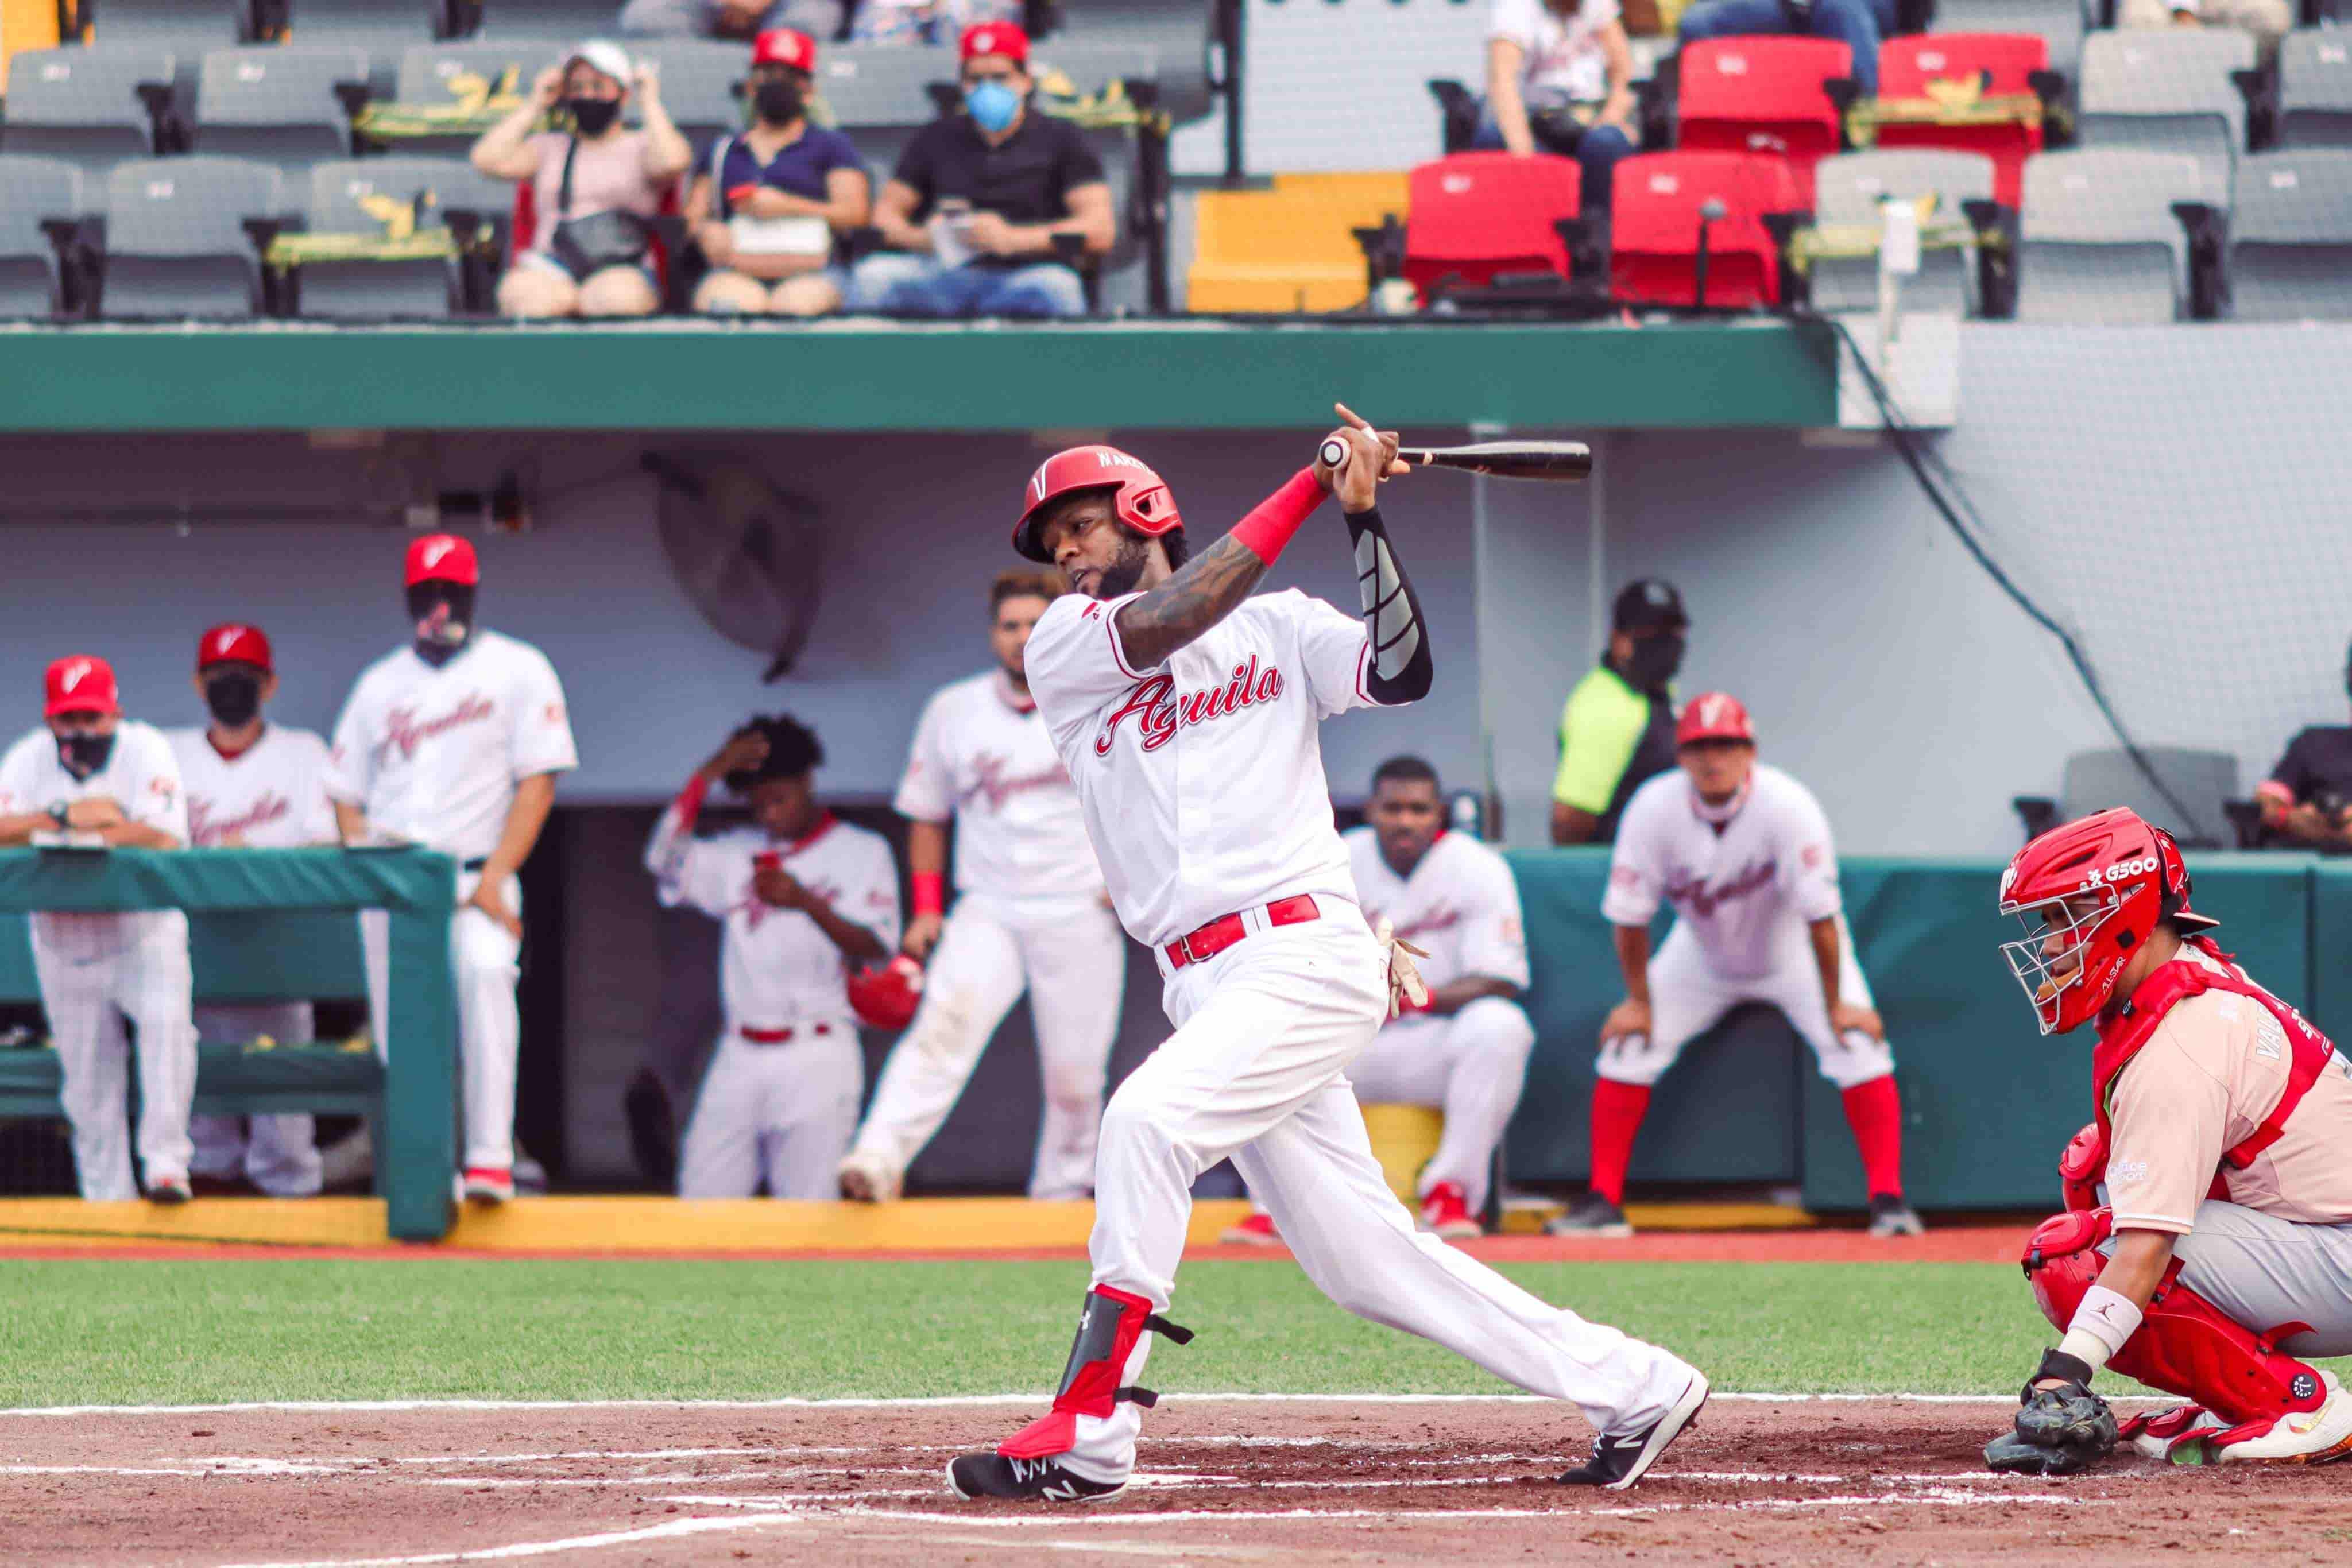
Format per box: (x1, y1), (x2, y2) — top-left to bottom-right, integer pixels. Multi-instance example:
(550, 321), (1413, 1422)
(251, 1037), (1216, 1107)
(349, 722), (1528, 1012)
(618, 0), (847, 42)
(2256, 640), (2352, 853)
(471, 41), (693, 319)
(850, 0), (1023, 44)
(847, 22), (1115, 318)
(1473, 0), (1640, 217)
(1550, 579), (1688, 846)
(687, 29), (870, 315)
(2117, 0), (2291, 65)
(1676, 0), (1898, 96)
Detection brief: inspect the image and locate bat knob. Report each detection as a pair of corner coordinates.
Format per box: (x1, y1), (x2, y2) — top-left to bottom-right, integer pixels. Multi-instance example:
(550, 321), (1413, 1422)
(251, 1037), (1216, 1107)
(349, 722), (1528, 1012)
(1317, 436), (1348, 469)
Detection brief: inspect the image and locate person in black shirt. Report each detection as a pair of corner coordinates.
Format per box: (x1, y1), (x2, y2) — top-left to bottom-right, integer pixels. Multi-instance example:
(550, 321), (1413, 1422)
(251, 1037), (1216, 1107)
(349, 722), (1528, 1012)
(845, 21), (1115, 317)
(2256, 640), (2352, 852)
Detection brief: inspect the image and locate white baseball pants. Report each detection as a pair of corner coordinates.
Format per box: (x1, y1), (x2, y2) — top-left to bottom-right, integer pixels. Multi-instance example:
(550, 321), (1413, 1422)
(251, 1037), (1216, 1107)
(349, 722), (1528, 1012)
(362, 870), (524, 1174)
(1597, 915), (1895, 1090)
(34, 916), (198, 1201)
(849, 892), (1124, 1199)
(1062, 900), (1697, 1484)
(1333, 996), (1536, 1213)
(191, 1001), (324, 1197)
(678, 1020), (862, 1198)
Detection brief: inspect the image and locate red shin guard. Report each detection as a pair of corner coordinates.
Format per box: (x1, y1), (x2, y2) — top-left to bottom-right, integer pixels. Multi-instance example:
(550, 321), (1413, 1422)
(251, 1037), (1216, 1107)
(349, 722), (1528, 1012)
(999, 1286), (1194, 1460)
(1587, 1080), (1651, 1207)
(1838, 1075), (1905, 1198)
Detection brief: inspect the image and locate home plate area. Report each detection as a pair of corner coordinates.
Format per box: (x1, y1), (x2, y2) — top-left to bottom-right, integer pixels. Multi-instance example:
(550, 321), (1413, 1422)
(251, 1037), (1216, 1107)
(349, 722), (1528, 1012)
(5, 1399), (2347, 1565)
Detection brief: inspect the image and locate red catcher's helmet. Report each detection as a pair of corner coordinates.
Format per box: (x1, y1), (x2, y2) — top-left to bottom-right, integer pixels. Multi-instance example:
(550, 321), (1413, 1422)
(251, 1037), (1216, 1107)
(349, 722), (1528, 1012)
(1677, 691), (1755, 747)
(1996, 807), (2220, 1036)
(1012, 446), (1181, 564)
(848, 955), (924, 1031)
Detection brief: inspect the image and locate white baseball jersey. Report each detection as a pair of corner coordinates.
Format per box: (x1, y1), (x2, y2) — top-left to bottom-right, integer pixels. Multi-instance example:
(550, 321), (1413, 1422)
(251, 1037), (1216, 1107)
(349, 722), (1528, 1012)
(1345, 827), (1530, 993)
(646, 807), (902, 1028)
(165, 726), (338, 850)
(893, 669), (1105, 904)
(1601, 762), (1843, 979)
(0, 720), (189, 960)
(325, 630), (578, 862)
(1024, 587), (1387, 948)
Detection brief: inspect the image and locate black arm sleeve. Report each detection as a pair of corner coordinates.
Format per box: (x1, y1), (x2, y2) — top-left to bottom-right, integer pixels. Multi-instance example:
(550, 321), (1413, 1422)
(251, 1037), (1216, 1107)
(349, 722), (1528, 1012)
(1344, 505), (1434, 705)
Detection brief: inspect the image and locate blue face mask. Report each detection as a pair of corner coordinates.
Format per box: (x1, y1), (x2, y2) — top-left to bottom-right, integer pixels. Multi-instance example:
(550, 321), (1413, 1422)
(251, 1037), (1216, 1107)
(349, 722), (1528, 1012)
(965, 79), (1022, 134)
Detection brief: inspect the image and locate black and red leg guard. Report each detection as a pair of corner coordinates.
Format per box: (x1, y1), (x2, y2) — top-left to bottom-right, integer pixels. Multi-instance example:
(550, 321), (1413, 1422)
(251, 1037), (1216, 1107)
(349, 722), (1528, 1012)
(2020, 1208), (2327, 1437)
(999, 1286), (1194, 1461)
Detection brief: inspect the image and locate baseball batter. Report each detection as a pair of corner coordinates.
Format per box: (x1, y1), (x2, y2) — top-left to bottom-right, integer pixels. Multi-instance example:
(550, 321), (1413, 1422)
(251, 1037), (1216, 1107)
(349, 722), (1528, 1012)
(0, 656), (197, 1203)
(947, 406), (1707, 1504)
(167, 624), (338, 1198)
(1227, 754), (1533, 1245)
(647, 714), (900, 1198)
(327, 534), (577, 1204)
(838, 568), (1122, 1205)
(1553, 692), (1920, 1240)
(1985, 807), (2352, 1473)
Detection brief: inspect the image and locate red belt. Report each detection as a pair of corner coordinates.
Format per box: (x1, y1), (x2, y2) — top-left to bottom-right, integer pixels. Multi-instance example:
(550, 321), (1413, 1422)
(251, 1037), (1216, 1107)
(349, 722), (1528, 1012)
(1163, 895), (1321, 970)
(741, 1021), (835, 1045)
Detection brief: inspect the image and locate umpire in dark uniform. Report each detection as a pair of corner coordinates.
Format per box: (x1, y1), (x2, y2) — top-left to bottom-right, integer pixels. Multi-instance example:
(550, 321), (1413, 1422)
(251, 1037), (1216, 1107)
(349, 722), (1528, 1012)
(1549, 579), (1688, 845)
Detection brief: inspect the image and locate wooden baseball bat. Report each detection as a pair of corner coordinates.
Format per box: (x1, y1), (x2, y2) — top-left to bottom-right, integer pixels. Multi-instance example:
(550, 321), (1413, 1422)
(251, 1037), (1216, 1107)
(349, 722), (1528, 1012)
(1317, 437), (1593, 482)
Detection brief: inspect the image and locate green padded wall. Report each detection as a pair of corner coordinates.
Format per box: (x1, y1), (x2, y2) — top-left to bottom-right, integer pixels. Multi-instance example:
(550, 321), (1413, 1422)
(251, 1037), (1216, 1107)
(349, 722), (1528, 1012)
(0, 912), (366, 1004)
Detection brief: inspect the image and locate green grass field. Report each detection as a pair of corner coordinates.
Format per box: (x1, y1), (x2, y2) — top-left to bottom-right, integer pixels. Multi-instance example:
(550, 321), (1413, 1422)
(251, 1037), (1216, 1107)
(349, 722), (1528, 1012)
(0, 1257), (2097, 1408)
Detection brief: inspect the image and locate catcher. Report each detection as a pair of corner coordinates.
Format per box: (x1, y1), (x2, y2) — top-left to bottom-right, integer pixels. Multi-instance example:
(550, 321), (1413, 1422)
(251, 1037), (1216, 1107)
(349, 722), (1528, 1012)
(1986, 806), (2352, 1475)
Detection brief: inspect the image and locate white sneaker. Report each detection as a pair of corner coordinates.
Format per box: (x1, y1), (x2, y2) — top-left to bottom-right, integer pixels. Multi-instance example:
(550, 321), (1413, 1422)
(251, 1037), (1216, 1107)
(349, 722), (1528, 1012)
(837, 1150), (902, 1204)
(2216, 1372), (2352, 1465)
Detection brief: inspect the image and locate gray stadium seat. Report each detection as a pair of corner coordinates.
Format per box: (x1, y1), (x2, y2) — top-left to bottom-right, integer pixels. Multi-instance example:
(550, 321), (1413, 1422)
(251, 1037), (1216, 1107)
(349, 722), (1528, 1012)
(630, 40), (754, 146)
(99, 156), (283, 318)
(1809, 149), (1995, 315)
(2016, 148), (2205, 322)
(1930, 0), (2090, 79)
(2058, 747), (2241, 848)
(476, 1), (633, 34)
(87, 0), (246, 49)
(198, 47), (372, 176)
(2279, 29), (2352, 149)
(0, 47), (178, 178)
(2077, 30), (2254, 197)
(392, 40), (567, 157)
(284, 0), (448, 93)
(1044, 3), (1206, 121)
(296, 156), (503, 317)
(2228, 149), (2352, 320)
(0, 157), (84, 318)
(816, 44), (956, 173)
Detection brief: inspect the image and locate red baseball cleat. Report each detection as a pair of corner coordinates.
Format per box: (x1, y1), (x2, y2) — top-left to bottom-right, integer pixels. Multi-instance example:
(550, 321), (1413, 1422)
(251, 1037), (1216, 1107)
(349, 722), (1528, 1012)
(462, 1166), (514, 1204)
(1419, 1181), (1481, 1239)
(1221, 1211), (1282, 1246)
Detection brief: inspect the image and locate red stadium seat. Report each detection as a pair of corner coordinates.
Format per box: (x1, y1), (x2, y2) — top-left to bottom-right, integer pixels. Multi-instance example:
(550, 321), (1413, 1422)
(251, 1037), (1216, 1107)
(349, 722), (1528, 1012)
(1676, 37), (1855, 190)
(1610, 151), (1805, 309)
(1401, 151), (1583, 297)
(1874, 33), (2050, 209)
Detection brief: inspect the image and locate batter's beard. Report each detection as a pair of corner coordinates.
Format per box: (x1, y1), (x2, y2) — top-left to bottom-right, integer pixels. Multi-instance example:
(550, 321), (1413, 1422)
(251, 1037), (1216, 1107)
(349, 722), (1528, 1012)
(1093, 535), (1154, 599)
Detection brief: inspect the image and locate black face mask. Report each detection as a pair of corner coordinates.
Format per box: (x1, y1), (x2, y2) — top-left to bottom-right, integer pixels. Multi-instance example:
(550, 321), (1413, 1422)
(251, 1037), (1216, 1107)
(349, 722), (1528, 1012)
(1622, 632), (1685, 694)
(409, 582), (478, 668)
(57, 731), (115, 780)
(567, 96), (621, 136)
(754, 79), (804, 125)
(205, 671), (263, 729)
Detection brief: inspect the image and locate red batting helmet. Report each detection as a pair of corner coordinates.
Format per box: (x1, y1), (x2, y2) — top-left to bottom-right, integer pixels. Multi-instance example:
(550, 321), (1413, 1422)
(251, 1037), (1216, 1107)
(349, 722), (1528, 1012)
(1676, 691), (1754, 747)
(1012, 446), (1182, 564)
(1997, 807), (2219, 1036)
(848, 955), (924, 1031)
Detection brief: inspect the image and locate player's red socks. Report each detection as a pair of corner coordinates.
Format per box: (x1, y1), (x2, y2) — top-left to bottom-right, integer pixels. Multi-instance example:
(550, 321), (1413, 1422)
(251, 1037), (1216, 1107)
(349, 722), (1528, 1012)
(1840, 1075), (1905, 1199)
(1587, 1080), (1652, 1207)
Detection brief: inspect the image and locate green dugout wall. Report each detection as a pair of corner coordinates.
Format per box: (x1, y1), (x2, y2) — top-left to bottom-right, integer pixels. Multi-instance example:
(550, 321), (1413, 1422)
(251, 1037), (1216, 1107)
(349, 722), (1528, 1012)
(1504, 850), (2332, 1211)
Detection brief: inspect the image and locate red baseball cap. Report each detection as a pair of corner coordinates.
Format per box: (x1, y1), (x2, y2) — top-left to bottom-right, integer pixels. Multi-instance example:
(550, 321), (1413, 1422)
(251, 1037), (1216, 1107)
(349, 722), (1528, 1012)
(1677, 691), (1755, 747)
(45, 655), (121, 718)
(198, 622), (273, 672)
(752, 27), (816, 72)
(961, 21), (1029, 64)
(405, 533), (479, 587)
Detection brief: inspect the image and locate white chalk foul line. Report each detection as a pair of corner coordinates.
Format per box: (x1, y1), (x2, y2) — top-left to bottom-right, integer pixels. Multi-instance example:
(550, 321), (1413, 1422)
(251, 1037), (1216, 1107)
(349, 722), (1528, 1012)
(211, 1514), (798, 1568)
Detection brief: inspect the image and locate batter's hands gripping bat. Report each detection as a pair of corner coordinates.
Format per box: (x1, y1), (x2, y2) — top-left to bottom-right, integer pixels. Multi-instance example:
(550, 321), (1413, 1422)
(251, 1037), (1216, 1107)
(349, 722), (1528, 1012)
(1317, 436), (1593, 482)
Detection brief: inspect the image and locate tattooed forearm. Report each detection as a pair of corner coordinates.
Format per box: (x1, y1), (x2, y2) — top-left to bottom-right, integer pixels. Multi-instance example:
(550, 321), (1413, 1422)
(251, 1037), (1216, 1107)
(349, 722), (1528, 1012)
(1112, 535), (1269, 669)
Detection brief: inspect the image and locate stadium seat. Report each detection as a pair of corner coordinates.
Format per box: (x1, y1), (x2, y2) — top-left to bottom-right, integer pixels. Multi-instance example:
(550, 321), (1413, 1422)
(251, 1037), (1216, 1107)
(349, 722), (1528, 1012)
(1928, 0), (2088, 79)
(1395, 151), (1581, 300)
(1676, 37), (1856, 191)
(2278, 29), (2352, 149)
(294, 156), (503, 317)
(389, 40), (564, 158)
(2013, 747), (2247, 849)
(1611, 150), (1806, 309)
(815, 44), (954, 175)
(0, 47), (183, 177)
(475, 1), (634, 36)
(96, 156), (284, 318)
(629, 40), (754, 146)
(2076, 30), (2256, 198)
(1873, 32), (2049, 208)
(2015, 147), (2207, 322)
(0, 156), (85, 318)
(2227, 149), (2352, 320)
(1808, 148), (1995, 313)
(282, 1), (447, 94)
(1046, 0), (1216, 125)
(197, 47), (372, 177)
(86, 0), (247, 50)
(1186, 171), (1407, 312)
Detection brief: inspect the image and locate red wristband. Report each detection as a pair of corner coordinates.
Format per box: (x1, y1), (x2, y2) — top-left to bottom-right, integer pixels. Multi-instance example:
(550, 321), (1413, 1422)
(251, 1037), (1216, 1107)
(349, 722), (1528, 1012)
(1229, 467), (1326, 567)
(726, 184), (758, 206)
(674, 773), (710, 830)
(912, 871), (946, 917)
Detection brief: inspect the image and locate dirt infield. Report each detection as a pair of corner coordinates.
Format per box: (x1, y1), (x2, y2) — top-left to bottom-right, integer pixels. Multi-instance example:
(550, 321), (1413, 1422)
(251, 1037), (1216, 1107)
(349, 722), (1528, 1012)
(5, 1395), (2346, 1566)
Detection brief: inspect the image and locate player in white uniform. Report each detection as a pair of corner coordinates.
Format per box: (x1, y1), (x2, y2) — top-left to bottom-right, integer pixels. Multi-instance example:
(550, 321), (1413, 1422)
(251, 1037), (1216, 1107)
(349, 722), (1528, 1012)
(327, 533), (578, 1204)
(1552, 692), (1922, 1239)
(1226, 754), (1534, 1245)
(947, 408), (1706, 1504)
(0, 656), (196, 1203)
(167, 624), (337, 1197)
(838, 568), (1123, 1204)
(646, 714), (901, 1198)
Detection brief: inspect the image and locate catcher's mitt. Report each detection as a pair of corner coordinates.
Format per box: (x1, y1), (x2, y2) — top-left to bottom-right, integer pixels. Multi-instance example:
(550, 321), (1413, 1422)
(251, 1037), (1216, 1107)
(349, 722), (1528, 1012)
(1984, 1349), (2118, 1476)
